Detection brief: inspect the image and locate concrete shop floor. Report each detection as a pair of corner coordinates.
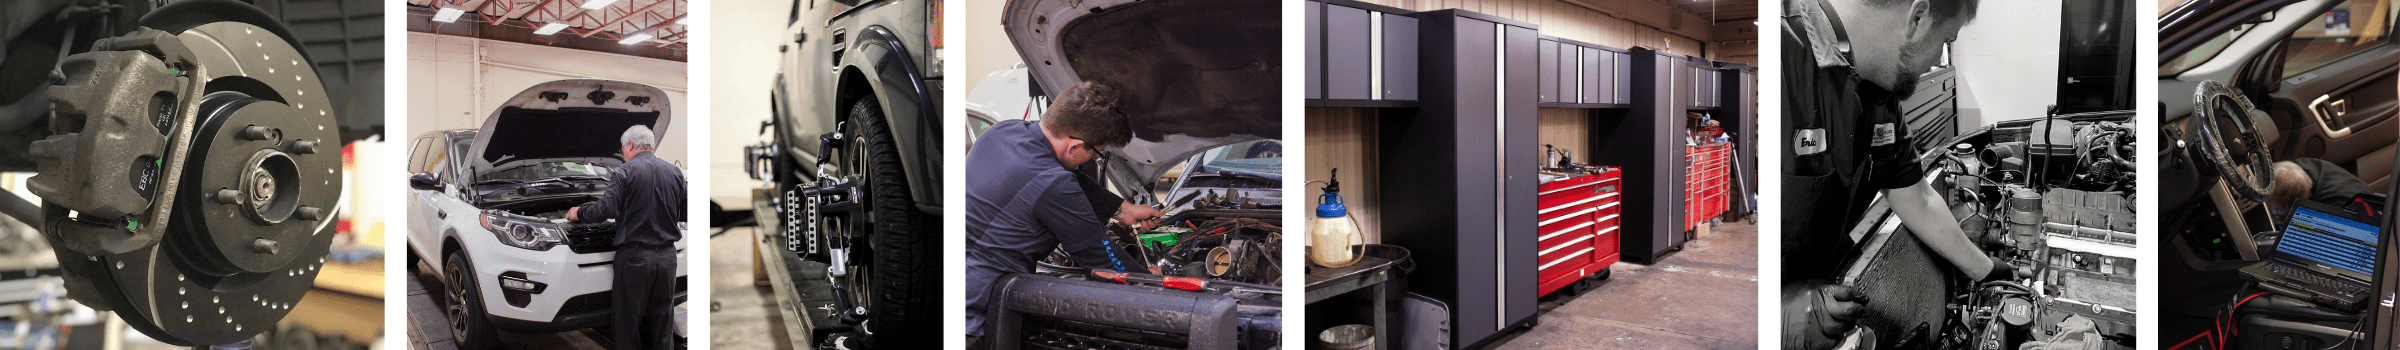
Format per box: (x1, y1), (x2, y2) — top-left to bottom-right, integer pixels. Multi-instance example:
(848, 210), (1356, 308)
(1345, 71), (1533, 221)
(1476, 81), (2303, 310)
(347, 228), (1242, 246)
(1487, 219), (1760, 350)
(405, 257), (611, 350)
(711, 226), (803, 349)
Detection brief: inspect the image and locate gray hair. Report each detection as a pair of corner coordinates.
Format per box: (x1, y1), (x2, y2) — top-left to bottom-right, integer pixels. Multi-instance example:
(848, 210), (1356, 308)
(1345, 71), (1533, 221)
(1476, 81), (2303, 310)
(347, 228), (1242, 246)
(621, 125), (656, 150)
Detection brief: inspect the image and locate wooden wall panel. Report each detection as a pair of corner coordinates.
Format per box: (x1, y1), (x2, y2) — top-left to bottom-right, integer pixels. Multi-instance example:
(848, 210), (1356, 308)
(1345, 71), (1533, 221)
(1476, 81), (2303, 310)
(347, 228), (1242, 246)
(1304, 108), (1384, 243)
(1537, 108), (1591, 163)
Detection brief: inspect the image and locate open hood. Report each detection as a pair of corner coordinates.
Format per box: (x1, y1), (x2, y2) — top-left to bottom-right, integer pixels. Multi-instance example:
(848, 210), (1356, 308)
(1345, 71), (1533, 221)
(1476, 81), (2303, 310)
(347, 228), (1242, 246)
(468, 79), (674, 175)
(1002, 0), (1282, 198)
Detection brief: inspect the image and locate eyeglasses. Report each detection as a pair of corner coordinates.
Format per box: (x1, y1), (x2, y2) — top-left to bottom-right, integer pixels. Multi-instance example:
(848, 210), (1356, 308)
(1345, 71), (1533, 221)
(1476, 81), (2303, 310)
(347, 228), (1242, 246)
(1069, 136), (1107, 155)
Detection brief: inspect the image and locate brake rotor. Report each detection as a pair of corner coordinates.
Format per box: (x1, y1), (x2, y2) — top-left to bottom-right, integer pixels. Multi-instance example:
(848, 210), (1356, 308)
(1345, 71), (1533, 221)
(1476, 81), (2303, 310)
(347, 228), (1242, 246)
(38, 17), (339, 346)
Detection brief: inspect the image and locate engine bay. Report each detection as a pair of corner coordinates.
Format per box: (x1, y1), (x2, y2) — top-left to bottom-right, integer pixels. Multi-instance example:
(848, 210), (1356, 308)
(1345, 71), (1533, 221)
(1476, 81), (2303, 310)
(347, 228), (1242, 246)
(1913, 114), (2139, 350)
(1022, 206), (1284, 350)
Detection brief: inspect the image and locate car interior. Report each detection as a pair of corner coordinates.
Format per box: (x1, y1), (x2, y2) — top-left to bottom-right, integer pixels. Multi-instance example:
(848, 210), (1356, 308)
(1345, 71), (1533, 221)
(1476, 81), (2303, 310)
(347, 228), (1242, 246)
(2159, 0), (2400, 344)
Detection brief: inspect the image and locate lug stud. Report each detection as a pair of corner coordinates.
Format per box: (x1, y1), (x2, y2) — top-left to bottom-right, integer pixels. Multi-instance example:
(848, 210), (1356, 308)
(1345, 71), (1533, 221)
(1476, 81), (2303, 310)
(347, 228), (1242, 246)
(237, 126), (277, 141)
(295, 206), (324, 222)
(215, 189), (241, 204)
(252, 239), (278, 255)
(290, 140), (319, 154)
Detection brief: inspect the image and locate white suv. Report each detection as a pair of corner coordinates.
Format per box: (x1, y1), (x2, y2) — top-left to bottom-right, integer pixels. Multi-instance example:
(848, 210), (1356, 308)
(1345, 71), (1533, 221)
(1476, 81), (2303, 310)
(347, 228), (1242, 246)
(406, 79), (688, 349)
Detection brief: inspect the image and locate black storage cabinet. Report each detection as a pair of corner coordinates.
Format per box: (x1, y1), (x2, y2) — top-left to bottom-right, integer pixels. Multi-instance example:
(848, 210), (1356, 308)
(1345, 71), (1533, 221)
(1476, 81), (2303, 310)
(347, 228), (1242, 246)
(1537, 35), (1630, 109)
(1601, 49), (1689, 264)
(1716, 63), (1756, 217)
(1377, 9), (1541, 349)
(1307, 0), (1419, 106)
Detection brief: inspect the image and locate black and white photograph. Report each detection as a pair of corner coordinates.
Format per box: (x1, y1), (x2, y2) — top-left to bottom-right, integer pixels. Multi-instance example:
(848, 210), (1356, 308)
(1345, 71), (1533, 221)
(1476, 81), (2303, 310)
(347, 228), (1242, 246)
(1780, 0), (2139, 349)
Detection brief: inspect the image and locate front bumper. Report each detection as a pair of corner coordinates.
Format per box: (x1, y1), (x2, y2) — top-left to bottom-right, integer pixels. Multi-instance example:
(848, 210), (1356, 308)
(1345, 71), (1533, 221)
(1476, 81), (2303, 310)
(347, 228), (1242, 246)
(460, 235), (689, 333)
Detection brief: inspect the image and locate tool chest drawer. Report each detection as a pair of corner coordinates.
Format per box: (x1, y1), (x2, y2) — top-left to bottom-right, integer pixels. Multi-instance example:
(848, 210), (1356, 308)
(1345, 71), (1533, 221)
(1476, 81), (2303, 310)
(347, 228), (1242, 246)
(1534, 168), (1621, 296)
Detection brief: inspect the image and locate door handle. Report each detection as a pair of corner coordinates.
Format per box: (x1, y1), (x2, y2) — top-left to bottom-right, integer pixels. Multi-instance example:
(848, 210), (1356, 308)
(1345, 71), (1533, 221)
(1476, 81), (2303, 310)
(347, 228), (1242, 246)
(438, 210), (448, 219)
(2310, 95), (2355, 138)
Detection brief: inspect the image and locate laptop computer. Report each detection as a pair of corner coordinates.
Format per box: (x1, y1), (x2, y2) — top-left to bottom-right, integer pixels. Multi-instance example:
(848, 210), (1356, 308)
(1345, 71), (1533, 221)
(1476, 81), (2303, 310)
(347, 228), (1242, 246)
(2240, 199), (2382, 311)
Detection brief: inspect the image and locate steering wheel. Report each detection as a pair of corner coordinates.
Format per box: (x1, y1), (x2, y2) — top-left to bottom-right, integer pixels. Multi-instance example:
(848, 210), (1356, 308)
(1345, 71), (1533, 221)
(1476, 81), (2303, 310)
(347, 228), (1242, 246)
(2190, 80), (2277, 202)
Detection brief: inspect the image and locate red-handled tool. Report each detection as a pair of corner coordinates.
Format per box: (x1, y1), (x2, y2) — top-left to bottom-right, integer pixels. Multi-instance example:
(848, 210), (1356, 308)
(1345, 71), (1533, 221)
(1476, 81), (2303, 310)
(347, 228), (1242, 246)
(1090, 270), (1208, 292)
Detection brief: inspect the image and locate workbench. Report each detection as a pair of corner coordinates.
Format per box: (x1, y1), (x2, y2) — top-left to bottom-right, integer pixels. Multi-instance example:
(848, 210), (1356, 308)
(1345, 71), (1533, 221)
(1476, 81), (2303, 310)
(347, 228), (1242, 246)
(1305, 244), (1410, 350)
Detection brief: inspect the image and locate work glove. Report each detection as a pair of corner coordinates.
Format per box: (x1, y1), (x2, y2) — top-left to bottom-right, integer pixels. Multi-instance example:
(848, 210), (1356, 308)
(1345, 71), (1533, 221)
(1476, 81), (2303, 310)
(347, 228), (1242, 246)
(1983, 257), (2032, 282)
(1784, 281), (1872, 350)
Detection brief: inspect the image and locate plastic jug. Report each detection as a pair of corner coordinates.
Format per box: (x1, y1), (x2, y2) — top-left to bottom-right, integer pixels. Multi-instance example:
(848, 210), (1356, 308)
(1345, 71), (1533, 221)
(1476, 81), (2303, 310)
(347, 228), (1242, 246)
(1311, 169), (1364, 268)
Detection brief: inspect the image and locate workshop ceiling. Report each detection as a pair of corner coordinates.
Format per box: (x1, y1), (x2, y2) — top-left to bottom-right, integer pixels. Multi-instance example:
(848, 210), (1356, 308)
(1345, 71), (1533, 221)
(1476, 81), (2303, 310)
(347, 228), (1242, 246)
(406, 0), (688, 60)
(1676, 0), (1758, 23)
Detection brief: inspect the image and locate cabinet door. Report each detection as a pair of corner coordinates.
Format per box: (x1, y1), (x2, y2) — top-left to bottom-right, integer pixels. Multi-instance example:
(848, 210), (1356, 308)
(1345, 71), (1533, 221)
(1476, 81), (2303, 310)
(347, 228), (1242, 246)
(1382, 13), (1418, 100)
(1324, 5), (1372, 100)
(1615, 51), (1631, 104)
(1305, 1), (1322, 99)
(1539, 40), (1559, 103)
(1581, 47), (1601, 104)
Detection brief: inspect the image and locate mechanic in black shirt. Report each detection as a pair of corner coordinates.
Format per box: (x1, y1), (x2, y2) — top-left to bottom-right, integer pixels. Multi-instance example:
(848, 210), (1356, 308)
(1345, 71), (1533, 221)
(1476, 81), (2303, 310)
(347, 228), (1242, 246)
(1780, 0), (2022, 348)
(962, 81), (1164, 349)
(567, 125), (686, 350)
(2268, 159), (2376, 223)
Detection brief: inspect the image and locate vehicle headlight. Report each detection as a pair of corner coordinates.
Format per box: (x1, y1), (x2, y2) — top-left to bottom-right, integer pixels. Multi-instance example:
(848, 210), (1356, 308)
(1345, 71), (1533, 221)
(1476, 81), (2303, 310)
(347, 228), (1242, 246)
(480, 212), (564, 251)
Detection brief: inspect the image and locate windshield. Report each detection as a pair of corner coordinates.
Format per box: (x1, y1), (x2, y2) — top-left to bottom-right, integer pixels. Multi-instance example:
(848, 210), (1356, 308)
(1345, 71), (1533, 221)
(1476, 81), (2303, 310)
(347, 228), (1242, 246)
(2162, 23), (2255, 76)
(482, 161), (613, 182)
(1192, 140), (1281, 175)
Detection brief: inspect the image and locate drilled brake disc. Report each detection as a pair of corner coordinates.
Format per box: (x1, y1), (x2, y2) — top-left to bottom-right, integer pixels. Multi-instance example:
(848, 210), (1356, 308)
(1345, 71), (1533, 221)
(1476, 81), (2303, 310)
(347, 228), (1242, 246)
(38, 18), (341, 346)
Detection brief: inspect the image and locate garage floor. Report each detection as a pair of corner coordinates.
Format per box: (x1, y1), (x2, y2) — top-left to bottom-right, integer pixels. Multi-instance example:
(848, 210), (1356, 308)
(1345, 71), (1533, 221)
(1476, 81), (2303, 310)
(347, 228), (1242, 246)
(1487, 218), (1760, 350)
(710, 226), (803, 349)
(404, 258), (611, 350)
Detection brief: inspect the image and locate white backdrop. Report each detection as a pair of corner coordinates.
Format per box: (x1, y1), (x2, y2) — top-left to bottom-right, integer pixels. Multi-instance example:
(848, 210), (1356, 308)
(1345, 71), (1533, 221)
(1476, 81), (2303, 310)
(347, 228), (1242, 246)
(403, 31), (691, 166)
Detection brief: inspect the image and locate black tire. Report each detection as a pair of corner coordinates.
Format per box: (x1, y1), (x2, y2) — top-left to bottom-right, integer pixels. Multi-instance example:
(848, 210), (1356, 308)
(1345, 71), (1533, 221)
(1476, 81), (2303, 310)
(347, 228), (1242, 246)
(845, 98), (937, 347)
(444, 250), (499, 350)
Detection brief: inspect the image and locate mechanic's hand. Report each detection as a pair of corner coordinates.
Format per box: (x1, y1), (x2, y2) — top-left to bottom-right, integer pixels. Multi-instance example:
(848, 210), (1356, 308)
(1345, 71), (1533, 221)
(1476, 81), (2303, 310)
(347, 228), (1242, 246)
(1115, 202), (1163, 230)
(566, 207), (580, 222)
(1148, 266), (1163, 274)
(1784, 281), (1870, 350)
(1982, 256), (2031, 282)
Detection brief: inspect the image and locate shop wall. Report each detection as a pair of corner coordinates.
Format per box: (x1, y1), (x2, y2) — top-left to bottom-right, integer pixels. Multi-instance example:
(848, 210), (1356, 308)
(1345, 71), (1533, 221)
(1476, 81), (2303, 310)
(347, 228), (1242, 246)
(1305, 108), (1384, 244)
(1952, 0), (2064, 127)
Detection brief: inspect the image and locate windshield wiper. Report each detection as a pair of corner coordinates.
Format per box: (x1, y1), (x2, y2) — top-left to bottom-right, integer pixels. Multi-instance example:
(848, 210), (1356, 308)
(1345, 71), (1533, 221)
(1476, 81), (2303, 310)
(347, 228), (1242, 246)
(471, 179), (528, 185)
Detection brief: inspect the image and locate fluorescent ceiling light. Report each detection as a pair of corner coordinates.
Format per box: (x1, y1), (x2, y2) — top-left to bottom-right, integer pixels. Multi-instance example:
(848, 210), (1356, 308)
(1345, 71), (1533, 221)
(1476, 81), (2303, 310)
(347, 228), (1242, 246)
(535, 23), (570, 35)
(432, 7), (466, 23)
(581, 0), (618, 10)
(618, 33), (653, 45)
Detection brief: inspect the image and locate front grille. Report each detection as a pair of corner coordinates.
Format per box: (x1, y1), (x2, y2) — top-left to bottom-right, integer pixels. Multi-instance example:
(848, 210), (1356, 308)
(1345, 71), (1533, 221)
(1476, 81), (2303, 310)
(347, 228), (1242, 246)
(559, 291), (612, 317)
(565, 224), (617, 253)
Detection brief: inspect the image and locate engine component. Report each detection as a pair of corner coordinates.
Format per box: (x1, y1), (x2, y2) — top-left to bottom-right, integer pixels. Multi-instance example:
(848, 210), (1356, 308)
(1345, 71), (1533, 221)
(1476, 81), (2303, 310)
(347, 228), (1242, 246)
(31, 4), (342, 345)
(1929, 112), (2138, 350)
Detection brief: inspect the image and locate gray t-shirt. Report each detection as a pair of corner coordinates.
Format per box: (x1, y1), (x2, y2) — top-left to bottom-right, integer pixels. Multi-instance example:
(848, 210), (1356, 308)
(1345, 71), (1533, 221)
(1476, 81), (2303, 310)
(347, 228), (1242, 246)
(962, 120), (1134, 337)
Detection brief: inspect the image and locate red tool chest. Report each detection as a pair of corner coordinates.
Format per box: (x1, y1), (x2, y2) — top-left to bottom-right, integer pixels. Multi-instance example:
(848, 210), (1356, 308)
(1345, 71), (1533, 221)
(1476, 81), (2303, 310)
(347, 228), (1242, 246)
(1534, 168), (1622, 297)
(1684, 143), (1732, 231)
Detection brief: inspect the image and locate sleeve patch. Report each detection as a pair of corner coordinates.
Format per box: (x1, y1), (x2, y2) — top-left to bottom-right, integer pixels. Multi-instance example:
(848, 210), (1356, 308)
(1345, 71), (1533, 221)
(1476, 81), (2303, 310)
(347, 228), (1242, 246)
(1870, 123), (1897, 147)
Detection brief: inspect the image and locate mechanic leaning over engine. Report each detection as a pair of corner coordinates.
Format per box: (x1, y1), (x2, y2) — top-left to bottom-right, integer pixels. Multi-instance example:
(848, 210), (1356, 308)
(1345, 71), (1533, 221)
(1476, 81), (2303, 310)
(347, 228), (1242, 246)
(1779, 0), (2026, 349)
(565, 125), (687, 350)
(962, 81), (1166, 349)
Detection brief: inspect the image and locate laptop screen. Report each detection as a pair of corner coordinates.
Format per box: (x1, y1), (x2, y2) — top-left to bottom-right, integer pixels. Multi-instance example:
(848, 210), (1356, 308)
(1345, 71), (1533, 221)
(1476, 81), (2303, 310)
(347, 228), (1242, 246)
(2282, 204), (2382, 276)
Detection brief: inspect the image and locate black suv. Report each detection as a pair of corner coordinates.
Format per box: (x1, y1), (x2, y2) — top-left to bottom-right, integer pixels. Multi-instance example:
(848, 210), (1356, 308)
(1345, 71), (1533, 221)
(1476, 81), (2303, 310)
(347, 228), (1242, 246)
(747, 0), (941, 347)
